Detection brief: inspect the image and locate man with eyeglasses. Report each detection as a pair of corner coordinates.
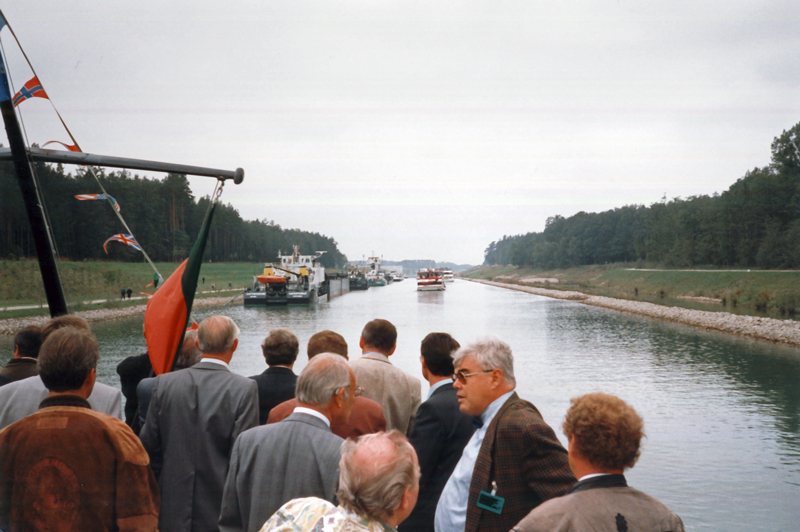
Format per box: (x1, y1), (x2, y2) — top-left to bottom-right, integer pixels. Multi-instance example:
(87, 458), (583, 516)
(219, 353), (358, 532)
(434, 337), (574, 532)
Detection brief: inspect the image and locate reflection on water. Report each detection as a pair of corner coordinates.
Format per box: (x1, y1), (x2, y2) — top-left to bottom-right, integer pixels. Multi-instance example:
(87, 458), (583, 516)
(1, 279), (799, 531)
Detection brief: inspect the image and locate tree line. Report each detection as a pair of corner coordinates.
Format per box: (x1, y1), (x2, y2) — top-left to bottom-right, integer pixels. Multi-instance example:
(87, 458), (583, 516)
(0, 160), (348, 268)
(484, 122), (800, 270)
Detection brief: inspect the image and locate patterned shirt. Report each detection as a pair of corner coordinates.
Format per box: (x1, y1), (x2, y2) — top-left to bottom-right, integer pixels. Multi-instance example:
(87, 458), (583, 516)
(261, 497), (396, 532)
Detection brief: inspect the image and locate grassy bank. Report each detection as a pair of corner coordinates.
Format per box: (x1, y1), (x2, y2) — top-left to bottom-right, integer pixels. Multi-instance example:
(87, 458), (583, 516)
(0, 259), (262, 317)
(463, 264), (800, 318)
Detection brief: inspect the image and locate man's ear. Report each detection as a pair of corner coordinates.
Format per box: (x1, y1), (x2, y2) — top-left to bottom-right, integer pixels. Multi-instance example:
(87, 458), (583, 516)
(387, 345), (396, 357)
(230, 338), (239, 354)
(359, 336), (366, 350)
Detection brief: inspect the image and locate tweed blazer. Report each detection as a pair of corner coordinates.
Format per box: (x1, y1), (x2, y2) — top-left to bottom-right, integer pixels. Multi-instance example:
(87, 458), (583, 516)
(219, 412), (343, 532)
(139, 361), (259, 532)
(349, 352), (421, 434)
(465, 393), (574, 532)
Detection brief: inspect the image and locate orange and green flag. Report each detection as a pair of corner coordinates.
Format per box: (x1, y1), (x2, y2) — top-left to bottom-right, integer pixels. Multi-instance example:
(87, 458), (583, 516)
(144, 201), (216, 375)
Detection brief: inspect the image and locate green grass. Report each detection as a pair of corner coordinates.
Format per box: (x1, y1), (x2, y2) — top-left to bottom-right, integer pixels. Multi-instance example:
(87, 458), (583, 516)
(464, 264), (800, 318)
(0, 259), (264, 315)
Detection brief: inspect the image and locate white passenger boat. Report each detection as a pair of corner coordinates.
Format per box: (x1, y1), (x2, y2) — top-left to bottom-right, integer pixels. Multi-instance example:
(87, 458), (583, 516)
(417, 269), (446, 291)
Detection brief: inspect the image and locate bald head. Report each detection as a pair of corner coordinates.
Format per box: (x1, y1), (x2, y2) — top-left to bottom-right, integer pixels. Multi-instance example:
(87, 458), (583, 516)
(197, 315), (239, 356)
(337, 431), (420, 525)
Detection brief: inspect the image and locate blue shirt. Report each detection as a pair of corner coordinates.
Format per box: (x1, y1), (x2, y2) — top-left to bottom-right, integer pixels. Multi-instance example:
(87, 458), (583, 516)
(427, 378), (451, 399)
(434, 390), (514, 532)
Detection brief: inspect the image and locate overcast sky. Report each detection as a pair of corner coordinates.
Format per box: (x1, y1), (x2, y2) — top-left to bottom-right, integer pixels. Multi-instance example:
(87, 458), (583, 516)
(2, 1), (799, 265)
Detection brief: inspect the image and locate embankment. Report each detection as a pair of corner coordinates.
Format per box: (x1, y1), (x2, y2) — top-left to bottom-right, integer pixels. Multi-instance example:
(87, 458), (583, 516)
(466, 278), (800, 347)
(0, 296), (234, 336)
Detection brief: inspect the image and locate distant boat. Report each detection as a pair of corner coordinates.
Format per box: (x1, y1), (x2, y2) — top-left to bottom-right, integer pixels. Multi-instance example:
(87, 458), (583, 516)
(417, 268), (446, 291)
(442, 269), (455, 283)
(244, 246), (326, 305)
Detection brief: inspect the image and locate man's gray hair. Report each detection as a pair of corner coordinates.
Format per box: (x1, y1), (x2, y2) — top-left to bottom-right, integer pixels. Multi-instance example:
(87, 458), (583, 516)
(337, 431), (420, 522)
(453, 336), (516, 386)
(197, 315), (240, 354)
(175, 330), (202, 369)
(295, 353), (352, 406)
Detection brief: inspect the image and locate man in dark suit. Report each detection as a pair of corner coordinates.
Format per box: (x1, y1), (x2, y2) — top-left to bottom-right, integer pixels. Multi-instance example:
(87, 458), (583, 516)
(219, 353), (357, 532)
(249, 328), (299, 424)
(267, 330), (386, 439)
(400, 333), (473, 532)
(435, 337), (574, 532)
(139, 315), (259, 532)
(0, 326), (42, 385)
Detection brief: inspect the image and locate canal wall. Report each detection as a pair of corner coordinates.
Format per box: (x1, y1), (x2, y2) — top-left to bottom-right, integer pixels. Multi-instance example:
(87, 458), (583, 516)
(466, 278), (800, 348)
(326, 277), (350, 300)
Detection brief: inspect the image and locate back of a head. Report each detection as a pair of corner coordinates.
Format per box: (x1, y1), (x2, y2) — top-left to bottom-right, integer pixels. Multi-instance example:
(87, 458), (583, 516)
(38, 327), (99, 393)
(262, 328), (299, 366)
(295, 353), (352, 407)
(453, 336), (515, 386)
(307, 330), (348, 359)
(563, 392), (644, 471)
(337, 431), (421, 522)
(41, 315), (90, 342)
(197, 315), (239, 355)
(361, 319), (397, 353)
(14, 325), (43, 359)
(421, 332), (460, 377)
(174, 330), (202, 370)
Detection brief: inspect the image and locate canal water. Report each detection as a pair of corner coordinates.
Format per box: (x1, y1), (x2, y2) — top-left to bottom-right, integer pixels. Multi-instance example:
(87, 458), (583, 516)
(2, 279), (799, 531)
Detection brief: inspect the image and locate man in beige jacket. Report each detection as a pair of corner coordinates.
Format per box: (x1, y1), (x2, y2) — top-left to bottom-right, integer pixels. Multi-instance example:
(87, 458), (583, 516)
(349, 319), (421, 434)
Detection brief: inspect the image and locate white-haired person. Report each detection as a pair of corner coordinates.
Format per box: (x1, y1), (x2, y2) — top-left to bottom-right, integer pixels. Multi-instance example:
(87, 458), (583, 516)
(260, 430), (421, 532)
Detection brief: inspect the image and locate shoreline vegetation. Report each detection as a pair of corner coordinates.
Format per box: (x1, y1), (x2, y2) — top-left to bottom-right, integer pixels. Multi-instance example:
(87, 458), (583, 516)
(462, 265), (800, 347)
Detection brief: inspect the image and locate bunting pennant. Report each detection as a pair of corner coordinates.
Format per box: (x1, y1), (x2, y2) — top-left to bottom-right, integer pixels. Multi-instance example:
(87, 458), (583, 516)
(44, 140), (81, 152)
(12, 76), (48, 107)
(144, 202), (216, 375)
(103, 233), (141, 254)
(76, 193), (120, 212)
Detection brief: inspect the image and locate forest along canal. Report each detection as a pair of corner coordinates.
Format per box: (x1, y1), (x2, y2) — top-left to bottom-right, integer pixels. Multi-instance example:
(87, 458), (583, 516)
(2, 278), (799, 531)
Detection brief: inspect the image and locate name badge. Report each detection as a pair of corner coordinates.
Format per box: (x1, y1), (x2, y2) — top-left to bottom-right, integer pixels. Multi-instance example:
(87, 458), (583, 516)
(477, 491), (505, 514)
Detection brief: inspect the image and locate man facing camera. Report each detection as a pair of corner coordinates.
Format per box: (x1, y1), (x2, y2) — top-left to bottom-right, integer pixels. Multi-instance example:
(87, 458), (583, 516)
(512, 392), (685, 532)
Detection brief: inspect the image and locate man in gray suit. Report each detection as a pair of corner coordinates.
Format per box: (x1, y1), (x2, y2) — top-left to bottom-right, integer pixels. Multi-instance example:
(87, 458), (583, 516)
(140, 315), (259, 532)
(0, 316), (122, 428)
(218, 353), (358, 532)
(350, 319), (421, 434)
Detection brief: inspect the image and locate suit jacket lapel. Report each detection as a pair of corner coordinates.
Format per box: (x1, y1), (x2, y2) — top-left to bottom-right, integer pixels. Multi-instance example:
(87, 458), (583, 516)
(466, 392), (520, 532)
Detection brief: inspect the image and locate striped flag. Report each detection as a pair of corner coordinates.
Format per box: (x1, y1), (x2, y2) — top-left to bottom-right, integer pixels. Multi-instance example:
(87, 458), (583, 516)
(76, 193), (120, 212)
(103, 233), (141, 254)
(12, 76), (48, 107)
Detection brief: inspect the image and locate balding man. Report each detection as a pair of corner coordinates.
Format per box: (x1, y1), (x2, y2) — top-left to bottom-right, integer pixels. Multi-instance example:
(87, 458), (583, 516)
(512, 393), (685, 532)
(260, 430), (421, 532)
(219, 354), (357, 532)
(0, 316), (122, 428)
(267, 330), (386, 438)
(140, 315), (259, 532)
(435, 337), (574, 532)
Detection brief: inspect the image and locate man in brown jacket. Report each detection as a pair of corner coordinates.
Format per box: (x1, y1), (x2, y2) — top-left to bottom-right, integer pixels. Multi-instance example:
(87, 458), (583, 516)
(0, 326), (42, 385)
(0, 327), (159, 532)
(512, 393), (685, 532)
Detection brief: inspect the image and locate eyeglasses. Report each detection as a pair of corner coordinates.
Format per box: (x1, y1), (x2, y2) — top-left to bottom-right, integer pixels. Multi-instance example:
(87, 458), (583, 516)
(451, 369), (493, 384)
(353, 386), (364, 398)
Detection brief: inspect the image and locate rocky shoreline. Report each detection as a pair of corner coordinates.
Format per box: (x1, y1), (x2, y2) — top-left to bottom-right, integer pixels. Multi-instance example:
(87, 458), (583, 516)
(0, 296), (236, 336)
(466, 278), (800, 348)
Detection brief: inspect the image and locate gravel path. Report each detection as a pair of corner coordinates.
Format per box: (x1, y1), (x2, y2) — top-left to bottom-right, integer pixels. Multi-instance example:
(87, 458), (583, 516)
(466, 278), (800, 347)
(0, 296), (236, 336)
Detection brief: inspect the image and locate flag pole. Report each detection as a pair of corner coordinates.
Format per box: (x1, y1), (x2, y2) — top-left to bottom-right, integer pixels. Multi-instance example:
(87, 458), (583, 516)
(0, 46), (68, 316)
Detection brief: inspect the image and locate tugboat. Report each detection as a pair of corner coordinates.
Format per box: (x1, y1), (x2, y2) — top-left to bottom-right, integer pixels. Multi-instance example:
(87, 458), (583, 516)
(349, 266), (370, 291)
(244, 247), (326, 305)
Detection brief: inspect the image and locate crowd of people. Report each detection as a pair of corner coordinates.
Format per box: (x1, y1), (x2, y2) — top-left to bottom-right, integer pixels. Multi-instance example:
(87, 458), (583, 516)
(0, 315), (685, 532)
